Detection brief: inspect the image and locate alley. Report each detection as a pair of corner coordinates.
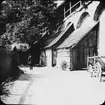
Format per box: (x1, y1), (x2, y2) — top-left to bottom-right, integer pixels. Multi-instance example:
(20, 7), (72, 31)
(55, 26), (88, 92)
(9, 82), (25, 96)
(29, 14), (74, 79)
(22, 67), (105, 105)
(1, 1), (105, 105)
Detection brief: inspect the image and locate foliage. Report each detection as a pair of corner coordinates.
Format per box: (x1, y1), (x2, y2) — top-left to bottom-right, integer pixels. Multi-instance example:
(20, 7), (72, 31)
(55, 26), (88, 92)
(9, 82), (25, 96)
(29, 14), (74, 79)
(0, 0), (57, 46)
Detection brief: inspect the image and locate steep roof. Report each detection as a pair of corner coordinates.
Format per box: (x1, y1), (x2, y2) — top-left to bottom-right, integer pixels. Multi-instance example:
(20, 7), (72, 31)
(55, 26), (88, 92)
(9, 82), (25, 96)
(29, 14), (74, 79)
(41, 35), (57, 48)
(57, 19), (99, 49)
(43, 22), (74, 49)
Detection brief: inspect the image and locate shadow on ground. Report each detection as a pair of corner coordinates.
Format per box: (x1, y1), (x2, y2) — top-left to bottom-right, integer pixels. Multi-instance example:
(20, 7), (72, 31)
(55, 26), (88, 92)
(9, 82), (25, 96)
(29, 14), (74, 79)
(18, 73), (35, 81)
(0, 68), (25, 105)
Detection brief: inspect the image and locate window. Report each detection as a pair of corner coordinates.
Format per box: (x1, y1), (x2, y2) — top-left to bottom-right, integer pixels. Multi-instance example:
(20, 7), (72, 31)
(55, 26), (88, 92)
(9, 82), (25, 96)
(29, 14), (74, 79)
(71, 1), (81, 13)
(64, 1), (71, 18)
(63, 1), (81, 19)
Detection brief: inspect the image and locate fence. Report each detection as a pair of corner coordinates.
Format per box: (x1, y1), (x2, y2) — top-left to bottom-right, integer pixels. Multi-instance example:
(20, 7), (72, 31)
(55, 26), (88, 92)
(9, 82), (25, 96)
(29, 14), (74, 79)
(0, 48), (18, 83)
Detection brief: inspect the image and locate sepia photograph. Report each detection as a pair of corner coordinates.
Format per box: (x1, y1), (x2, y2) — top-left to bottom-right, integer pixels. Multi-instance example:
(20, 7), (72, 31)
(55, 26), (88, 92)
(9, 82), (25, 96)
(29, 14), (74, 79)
(0, 0), (105, 105)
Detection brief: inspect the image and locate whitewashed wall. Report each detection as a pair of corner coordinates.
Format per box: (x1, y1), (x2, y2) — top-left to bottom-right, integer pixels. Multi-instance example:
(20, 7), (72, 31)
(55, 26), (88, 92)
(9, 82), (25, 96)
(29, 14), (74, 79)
(86, 1), (100, 19)
(98, 10), (105, 62)
(64, 8), (85, 30)
(56, 49), (70, 70)
(63, 1), (100, 30)
(45, 49), (52, 67)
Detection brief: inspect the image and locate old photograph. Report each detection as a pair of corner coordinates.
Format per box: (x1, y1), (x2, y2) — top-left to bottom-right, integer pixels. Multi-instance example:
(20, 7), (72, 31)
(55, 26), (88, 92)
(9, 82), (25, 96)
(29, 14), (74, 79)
(0, 0), (105, 105)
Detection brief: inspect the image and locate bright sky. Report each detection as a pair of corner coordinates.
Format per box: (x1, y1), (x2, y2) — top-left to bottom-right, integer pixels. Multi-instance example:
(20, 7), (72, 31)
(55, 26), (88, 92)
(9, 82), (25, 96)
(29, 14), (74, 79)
(54, 0), (65, 7)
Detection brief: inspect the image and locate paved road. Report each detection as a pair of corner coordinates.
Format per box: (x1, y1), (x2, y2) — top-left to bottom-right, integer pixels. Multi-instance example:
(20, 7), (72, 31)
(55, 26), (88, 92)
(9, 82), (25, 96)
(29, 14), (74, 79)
(22, 67), (105, 105)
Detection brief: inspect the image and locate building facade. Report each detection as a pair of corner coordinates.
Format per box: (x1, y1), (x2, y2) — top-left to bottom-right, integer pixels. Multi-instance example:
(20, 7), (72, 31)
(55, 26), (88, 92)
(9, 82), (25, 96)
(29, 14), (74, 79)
(39, 1), (105, 70)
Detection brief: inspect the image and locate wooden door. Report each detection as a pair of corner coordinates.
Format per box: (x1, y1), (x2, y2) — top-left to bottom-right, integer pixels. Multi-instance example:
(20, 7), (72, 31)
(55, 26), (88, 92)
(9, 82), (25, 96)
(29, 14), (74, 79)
(52, 50), (57, 67)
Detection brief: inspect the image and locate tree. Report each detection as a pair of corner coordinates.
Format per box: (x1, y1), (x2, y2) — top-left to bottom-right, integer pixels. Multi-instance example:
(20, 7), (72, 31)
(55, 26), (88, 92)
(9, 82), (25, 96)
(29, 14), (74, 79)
(0, 0), (57, 47)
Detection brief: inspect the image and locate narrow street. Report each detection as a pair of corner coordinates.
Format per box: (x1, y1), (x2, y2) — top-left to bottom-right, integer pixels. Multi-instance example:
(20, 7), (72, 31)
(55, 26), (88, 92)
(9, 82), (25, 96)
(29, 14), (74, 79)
(0, 1), (105, 105)
(22, 67), (105, 105)
(1, 67), (105, 105)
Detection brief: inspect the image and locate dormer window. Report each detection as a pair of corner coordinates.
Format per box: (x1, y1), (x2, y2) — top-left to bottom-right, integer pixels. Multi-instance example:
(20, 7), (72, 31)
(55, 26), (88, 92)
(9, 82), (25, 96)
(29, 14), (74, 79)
(64, 1), (70, 17)
(64, 1), (81, 20)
